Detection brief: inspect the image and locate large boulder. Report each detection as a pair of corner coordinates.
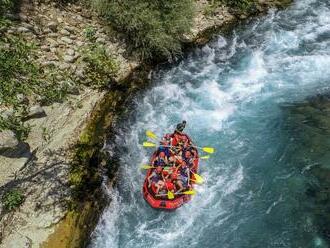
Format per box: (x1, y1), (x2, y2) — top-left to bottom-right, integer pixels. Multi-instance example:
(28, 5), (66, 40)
(0, 130), (19, 149)
(26, 105), (47, 119)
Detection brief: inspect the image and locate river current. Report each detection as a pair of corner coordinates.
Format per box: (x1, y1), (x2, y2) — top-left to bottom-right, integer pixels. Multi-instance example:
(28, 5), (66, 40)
(90, 0), (330, 247)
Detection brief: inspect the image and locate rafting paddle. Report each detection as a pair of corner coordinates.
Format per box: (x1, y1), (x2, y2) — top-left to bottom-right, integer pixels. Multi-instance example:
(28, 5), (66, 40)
(157, 190), (196, 197)
(140, 165), (155, 170)
(176, 190), (196, 195)
(143, 141), (215, 154)
(146, 130), (158, 140)
(162, 173), (174, 200)
(190, 172), (204, 184)
(143, 141), (157, 147)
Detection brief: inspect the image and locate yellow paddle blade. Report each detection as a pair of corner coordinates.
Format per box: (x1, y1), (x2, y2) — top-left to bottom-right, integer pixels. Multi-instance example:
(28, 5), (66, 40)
(146, 130), (158, 140)
(140, 165), (154, 170)
(202, 147), (215, 154)
(182, 190), (196, 195)
(168, 191), (174, 199)
(193, 173), (204, 184)
(143, 141), (157, 147)
(199, 155), (210, 160)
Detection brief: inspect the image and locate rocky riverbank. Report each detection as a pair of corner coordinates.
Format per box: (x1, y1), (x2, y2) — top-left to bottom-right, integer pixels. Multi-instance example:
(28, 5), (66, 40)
(0, 0), (292, 247)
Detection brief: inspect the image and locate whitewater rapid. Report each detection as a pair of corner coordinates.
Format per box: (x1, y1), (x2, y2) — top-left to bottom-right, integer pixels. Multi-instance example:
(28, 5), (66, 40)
(91, 0), (330, 247)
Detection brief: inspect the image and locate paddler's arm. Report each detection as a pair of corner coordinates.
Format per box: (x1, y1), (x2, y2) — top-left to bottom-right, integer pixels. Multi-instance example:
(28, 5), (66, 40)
(187, 168), (191, 187)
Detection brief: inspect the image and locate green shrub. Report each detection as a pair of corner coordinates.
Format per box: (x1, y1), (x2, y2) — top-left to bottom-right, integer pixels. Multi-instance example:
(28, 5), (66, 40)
(81, 44), (118, 87)
(92, 0), (195, 61)
(3, 189), (24, 211)
(0, 115), (31, 141)
(0, 36), (73, 107)
(83, 26), (97, 42)
(0, 36), (75, 138)
(210, 0), (256, 12)
(0, 0), (15, 15)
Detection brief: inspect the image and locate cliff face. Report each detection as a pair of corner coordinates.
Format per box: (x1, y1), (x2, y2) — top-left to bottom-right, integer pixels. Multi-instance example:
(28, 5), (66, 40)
(0, 1), (138, 247)
(0, 0), (292, 247)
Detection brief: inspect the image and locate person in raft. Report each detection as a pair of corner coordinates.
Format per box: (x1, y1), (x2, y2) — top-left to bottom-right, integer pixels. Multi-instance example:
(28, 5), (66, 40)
(152, 151), (168, 167)
(147, 166), (165, 194)
(148, 121), (197, 197)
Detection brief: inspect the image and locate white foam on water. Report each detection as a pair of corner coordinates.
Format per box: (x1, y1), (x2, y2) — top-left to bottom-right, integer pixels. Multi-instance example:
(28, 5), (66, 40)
(90, 189), (122, 248)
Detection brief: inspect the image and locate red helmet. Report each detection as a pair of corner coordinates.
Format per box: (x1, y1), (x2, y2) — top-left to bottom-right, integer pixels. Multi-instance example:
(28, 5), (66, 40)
(159, 152), (166, 157)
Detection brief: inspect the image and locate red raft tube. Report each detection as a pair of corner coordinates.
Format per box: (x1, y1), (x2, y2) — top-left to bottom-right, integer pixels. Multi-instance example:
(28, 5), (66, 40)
(142, 134), (199, 210)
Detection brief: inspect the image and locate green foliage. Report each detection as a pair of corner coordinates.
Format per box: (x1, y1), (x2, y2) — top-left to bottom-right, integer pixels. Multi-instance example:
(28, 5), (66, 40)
(0, 0), (15, 15)
(0, 36), (71, 106)
(92, 0), (195, 61)
(81, 44), (118, 87)
(3, 189), (24, 211)
(0, 36), (73, 138)
(0, 115), (31, 141)
(83, 26), (97, 42)
(0, 37), (38, 106)
(206, 0), (256, 14)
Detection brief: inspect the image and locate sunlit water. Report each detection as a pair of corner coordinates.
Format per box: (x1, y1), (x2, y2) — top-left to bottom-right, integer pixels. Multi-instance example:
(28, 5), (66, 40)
(90, 0), (330, 247)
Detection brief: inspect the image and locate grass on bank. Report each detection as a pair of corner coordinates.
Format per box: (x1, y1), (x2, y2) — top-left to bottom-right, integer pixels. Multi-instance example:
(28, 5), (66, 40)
(92, 0), (195, 61)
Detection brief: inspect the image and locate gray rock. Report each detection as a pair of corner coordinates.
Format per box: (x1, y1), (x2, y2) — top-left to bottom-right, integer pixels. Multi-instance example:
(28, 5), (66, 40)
(48, 33), (58, 38)
(63, 26), (75, 33)
(26, 105), (46, 119)
(16, 94), (27, 103)
(75, 6), (82, 12)
(50, 47), (57, 53)
(17, 27), (31, 33)
(96, 37), (106, 44)
(60, 37), (73, 44)
(19, 14), (28, 22)
(66, 49), (75, 56)
(60, 29), (70, 36)
(76, 40), (85, 47)
(59, 63), (71, 70)
(41, 45), (50, 52)
(63, 55), (76, 63)
(75, 68), (85, 79)
(43, 28), (52, 34)
(47, 21), (58, 32)
(0, 130), (19, 149)
(22, 23), (34, 30)
(41, 61), (57, 67)
(75, 15), (83, 21)
(0, 108), (14, 119)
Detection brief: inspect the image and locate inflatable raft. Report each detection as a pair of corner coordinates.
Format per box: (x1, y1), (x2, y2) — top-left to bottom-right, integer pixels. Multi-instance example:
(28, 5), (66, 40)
(142, 133), (199, 210)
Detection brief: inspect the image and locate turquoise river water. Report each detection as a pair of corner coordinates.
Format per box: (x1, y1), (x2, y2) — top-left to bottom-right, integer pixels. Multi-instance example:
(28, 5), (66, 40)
(90, 0), (330, 247)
